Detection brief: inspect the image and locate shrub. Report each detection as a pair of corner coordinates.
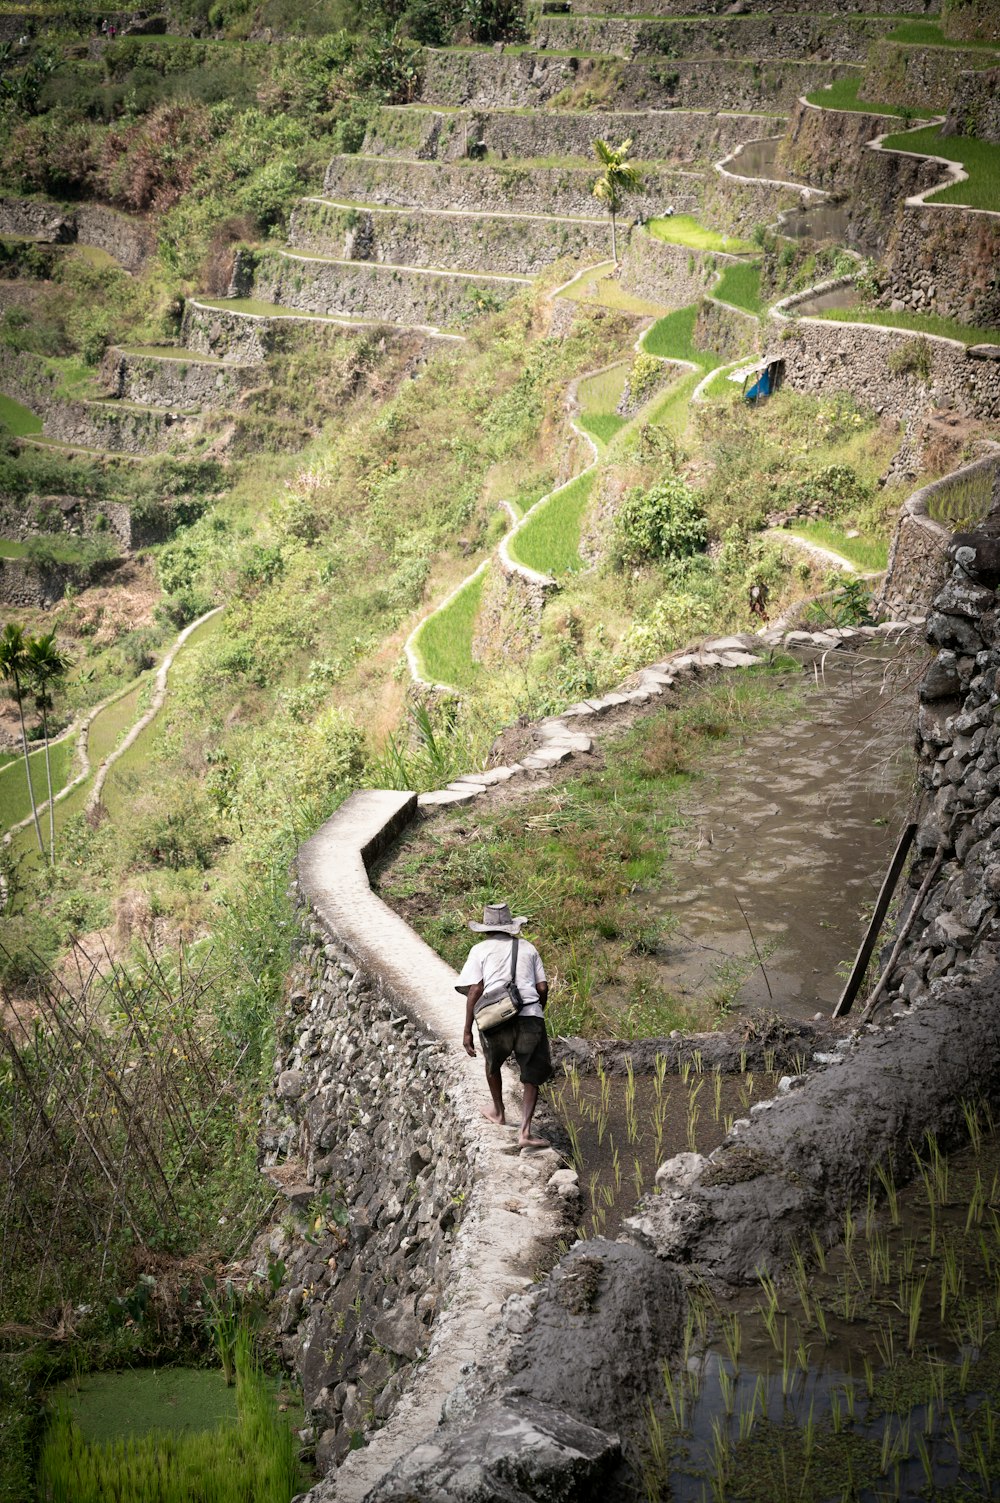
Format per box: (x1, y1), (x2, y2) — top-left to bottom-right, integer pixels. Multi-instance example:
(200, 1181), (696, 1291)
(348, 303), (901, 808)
(610, 476), (707, 568)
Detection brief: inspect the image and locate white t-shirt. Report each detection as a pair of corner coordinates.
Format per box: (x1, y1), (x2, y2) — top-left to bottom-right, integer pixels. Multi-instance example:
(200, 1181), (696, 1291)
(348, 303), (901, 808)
(456, 935), (547, 1020)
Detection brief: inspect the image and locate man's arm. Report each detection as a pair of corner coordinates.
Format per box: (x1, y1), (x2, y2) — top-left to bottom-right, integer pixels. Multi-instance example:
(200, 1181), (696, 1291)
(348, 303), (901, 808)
(463, 981), (483, 1056)
(537, 981), (548, 1009)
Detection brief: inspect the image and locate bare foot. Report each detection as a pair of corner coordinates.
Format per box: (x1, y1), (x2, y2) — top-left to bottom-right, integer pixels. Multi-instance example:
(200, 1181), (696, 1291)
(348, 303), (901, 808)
(519, 1133), (549, 1150)
(481, 1105), (506, 1126)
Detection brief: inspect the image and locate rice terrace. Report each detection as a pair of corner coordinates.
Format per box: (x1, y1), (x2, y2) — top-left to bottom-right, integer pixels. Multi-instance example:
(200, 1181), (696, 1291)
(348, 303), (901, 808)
(0, 0), (999, 1498)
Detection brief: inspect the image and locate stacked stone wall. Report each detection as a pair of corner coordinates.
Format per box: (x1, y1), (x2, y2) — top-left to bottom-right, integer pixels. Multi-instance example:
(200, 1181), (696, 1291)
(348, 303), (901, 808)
(471, 556), (550, 668)
(102, 347), (257, 409)
(181, 301), (273, 363)
(770, 288), (1000, 423)
(74, 203), (155, 273)
(943, 66), (1000, 143)
(250, 252), (524, 329)
(0, 495), (135, 551)
(289, 200), (609, 277)
(878, 454), (999, 620)
(778, 98), (914, 197)
(323, 154), (700, 220)
(361, 106), (774, 167)
(844, 135), (942, 256)
(0, 194), (74, 241)
(531, 14), (880, 63)
(618, 233), (734, 310)
(257, 791), (565, 1501)
(693, 295), (763, 361)
(864, 41), (992, 112)
(0, 556), (72, 608)
(418, 50), (852, 113)
(881, 205), (1000, 330)
(943, 0), (1000, 44)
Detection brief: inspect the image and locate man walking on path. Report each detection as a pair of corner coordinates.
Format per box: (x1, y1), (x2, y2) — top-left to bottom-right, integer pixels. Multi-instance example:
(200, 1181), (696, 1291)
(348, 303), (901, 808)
(456, 902), (554, 1149)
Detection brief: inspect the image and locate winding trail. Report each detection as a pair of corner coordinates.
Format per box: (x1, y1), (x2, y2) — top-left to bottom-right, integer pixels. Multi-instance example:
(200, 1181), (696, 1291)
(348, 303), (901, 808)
(2, 606), (223, 845)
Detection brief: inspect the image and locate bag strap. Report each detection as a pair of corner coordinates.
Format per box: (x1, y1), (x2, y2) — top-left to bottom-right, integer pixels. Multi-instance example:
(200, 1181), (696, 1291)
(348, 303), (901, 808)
(508, 936), (524, 1006)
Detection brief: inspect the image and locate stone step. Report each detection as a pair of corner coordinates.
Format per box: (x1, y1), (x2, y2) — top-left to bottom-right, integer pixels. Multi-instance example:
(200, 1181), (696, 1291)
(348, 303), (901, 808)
(323, 153), (703, 222)
(361, 104), (784, 169)
(290, 197), (610, 278)
(418, 49), (850, 114)
(253, 251), (529, 330)
(527, 12), (880, 64)
(181, 298), (461, 363)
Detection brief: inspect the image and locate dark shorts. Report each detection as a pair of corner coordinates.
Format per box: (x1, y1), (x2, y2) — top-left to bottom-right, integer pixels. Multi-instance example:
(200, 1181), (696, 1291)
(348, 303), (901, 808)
(479, 1014), (554, 1086)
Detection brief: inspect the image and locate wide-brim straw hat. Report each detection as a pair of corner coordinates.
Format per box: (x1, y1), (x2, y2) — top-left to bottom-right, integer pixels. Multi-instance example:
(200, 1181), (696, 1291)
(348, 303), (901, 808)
(469, 902), (527, 936)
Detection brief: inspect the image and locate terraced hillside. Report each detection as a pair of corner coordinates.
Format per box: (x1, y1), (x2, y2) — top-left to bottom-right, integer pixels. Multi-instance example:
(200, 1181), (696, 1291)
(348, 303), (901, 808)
(1, 3), (1000, 1502)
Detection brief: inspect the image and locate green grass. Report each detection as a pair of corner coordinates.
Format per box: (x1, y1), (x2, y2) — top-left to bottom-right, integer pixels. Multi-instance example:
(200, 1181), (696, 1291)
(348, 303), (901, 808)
(87, 682), (144, 767)
(646, 217), (754, 254)
(886, 19), (1000, 49)
(579, 412), (628, 446)
(0, 535), (119, 563)
(698, 365), (743, 403)
(413, 567), (487, 689)
(814, 300), (1000, 345)
(805, 72), (917, 117)
(642, 303), (724, 371)
(782, 520), (888, 572)
(557, 263), (669, 317)
(712, 260), (763, 315)
(0, 736), (74, 835)
(926, 467), (997, 529)
(55, 1369), (240, 1446)
(880, 124), (1000, 212)
(0, 394), (42, 436)
(508, 468), (596, 576)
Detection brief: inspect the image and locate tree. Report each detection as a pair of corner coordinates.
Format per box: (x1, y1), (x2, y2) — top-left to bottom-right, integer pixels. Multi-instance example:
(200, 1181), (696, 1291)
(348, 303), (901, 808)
(27, 631), (71, 864)
(0, 622), (43, 856)
(592, 137), (642, 266)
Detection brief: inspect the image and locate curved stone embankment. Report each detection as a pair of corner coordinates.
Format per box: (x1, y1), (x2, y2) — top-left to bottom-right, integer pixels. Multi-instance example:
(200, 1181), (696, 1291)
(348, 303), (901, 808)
(770, 276), (1000, 423)
(0, 194), (154, 273)
(877, 448), (1000, 619)
(864, 37), (998, 114)
(102, 346), (258, 410)
(256, 790), (569, 1501)
(530, 12), (881, 64)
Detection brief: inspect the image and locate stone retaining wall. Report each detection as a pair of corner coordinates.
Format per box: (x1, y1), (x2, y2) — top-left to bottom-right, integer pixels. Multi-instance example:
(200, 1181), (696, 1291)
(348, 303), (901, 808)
(864, 40), (993, 112)
(769, 285), (1000, 423)
(0, 495), (135, 551)
(250, 252), (525, 329)
(257, 791), (566, 1502)
(289, 200), (610, 278)
(881, 203), (1000, 331)
(700, 170), (801, 235)
(943, 66), (1000, 144)
(877, 505), (1000, 1010)
(693, 294), (763, 361)
(362, 105), (784, 168)
(531, 13), (880, 63)
(181, 301), (273, 363)
(418, 50), (852, 113)
(0, 195), (153, 270)
(842, 130), (941, 256)
(43, 400), (191, 455)
(102, 347), (257, 409)
(943, 0), (1000, 44)
(323, 153), (701, 221)
(618, 232), (738, 310)
(472, 556), (551, 668)
(778, 97), (915, 196)
(0, 556), (72, 608)
(878, 453), (1000, 620)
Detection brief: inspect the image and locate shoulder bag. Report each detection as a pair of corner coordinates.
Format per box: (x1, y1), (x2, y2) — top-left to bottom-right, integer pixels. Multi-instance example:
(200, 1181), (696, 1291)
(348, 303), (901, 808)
(473, 937), (525, 1033)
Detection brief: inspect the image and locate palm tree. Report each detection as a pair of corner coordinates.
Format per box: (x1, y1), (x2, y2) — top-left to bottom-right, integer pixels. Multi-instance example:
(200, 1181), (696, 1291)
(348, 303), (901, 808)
(592, 137), (643, 266)
(27, 631), (71, 864)
(0, 622), (43, 855)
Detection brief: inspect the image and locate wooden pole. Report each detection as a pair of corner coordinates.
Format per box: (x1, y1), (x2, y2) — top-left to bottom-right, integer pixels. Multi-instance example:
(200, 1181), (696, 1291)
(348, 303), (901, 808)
(833, 821), (917, 1019)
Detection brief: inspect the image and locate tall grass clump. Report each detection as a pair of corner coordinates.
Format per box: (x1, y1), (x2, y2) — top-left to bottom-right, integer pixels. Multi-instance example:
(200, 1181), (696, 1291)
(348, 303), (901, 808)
(36, 1333), (299, 1503)
(508, 469), (596, 575)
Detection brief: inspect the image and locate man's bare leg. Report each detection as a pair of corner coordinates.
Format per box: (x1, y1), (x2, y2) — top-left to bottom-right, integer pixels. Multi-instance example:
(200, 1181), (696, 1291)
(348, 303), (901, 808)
(519, 1083), (548, 1149)
(481, 1069), (506, 1125)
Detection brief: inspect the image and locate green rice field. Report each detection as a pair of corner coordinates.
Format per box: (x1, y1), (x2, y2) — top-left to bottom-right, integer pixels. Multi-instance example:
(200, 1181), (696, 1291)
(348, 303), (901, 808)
(805, 73), (920, 118)
(880, 125), (1000, 213)
(712, 260), (763, 316)
(412, 567), (487, 688)
(0, 394), (42, 436)
(645, 217), (755, 255)
(782, 520), (888, 573)
(0, 736), (74, 834)
(508, 469), (596, 576)
(557, 263), (669, 317)
(814, 301), (1000, 346)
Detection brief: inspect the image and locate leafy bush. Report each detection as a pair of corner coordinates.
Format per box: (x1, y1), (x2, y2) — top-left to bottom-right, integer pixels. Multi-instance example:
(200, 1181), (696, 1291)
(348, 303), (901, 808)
(610, 476), (707, 568)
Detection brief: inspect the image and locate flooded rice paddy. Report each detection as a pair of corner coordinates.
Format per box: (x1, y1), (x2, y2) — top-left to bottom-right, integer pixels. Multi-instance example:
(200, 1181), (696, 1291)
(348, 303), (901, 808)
(638, 650), (914, 1021)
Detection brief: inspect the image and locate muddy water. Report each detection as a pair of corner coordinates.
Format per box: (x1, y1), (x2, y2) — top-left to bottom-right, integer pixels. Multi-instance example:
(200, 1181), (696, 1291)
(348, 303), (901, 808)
(778, 199), (853, 244)
(722, 137), (807, 185)
(791, 284), (860, 316)
(640, 652), (916, 1020)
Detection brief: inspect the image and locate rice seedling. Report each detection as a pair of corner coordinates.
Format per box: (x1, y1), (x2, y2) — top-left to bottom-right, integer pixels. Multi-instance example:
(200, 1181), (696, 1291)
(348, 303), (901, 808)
(959, 1345), (974, 1393)
(873, 1160), (901, 1227)
(780, 1321), (796, 1396)
(962, 1098), (984, 1155)
(662, 1363), (688, 1433)
(723, 1111), (735, 1136)
(721, 1311), (742, 1372)
(966, 1170), (986, 1231)
(633, 1155), (644, 1203)
(814, 1299), (830, 1346)
(709, 1414), (733, 1501)
(843, 1380), (857, 1421)
(897, 1271), (927, 1353)
(692, 1050), (704, 1075)
(718, 1365), (736, 1418)
(712, 1067), (723, 1123)
(641, 1398), (669, 1502)
(913, 1430), (933, 1492)
(739, 1049), (748, 1074)
(680, 1058), (692, 1085)
(831, 1387), (843, 1435)
(612, 1144), (622, 1190)
(868, 1228), (892, 1293)
(654, 1053), (668, 1093)
(808, 1228), (828, 1273)
(874, 1315), (897, 1369)
(863, 1355), (876, 1398)
(686, 1078), (703, 1152)
(879, 1415), (910, 1478)
(738, 1072), (755, 1111)
(948, 1403), (964, 1466)
(790, 1245), (812, 1326)
(763, 1047), (776, 1074)
(795, 1333), (810, 1374)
